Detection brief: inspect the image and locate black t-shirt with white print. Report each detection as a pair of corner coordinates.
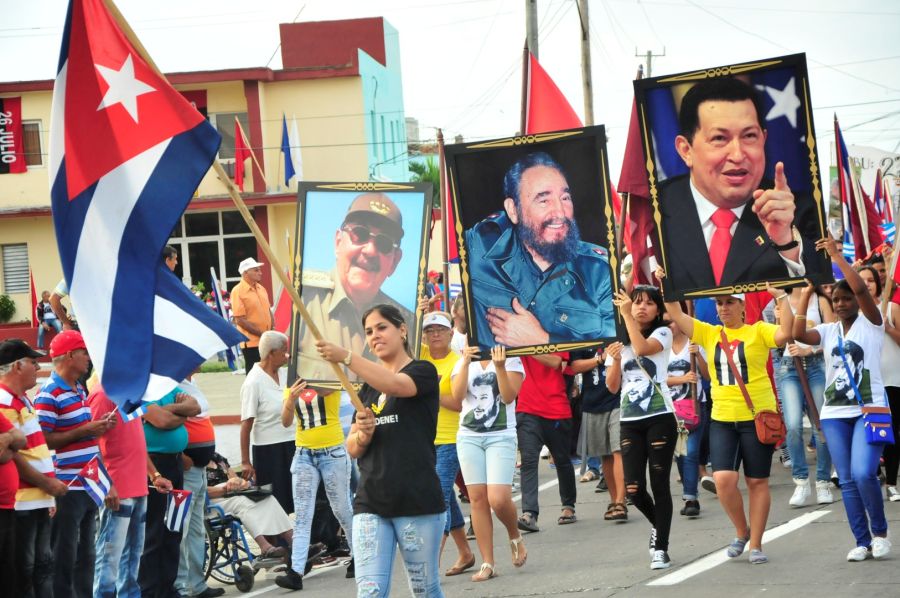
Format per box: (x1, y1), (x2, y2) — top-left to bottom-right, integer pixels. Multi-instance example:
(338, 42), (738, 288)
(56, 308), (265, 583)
(353, 359), (446, 518)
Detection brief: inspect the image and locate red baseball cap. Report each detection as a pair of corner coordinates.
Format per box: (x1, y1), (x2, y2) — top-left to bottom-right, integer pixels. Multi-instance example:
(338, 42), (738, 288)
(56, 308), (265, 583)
(49, 330), (87, 358)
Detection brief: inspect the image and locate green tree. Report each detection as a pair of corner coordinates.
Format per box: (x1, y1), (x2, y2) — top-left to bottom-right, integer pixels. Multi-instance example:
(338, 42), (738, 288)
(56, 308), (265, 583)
(409, 156), (441, 208)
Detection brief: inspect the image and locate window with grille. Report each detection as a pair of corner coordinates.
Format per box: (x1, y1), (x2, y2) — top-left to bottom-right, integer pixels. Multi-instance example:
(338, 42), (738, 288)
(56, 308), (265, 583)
(22, 121), (42, 166)
(1, 244), (29, 294)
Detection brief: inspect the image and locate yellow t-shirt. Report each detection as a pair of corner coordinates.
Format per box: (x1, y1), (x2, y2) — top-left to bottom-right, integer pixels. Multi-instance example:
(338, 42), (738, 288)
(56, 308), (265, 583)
(692, 320), (779, 422)
(421, 346), (462, 445)
(290, 389), (344, 449)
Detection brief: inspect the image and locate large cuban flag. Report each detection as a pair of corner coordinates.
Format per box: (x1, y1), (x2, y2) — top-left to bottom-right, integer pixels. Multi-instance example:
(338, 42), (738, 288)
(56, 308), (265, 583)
(49, 0), (246, 412)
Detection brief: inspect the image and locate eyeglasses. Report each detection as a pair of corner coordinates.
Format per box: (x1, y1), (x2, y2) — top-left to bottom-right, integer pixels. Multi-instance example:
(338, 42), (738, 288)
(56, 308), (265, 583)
(341, 225), (398, 255)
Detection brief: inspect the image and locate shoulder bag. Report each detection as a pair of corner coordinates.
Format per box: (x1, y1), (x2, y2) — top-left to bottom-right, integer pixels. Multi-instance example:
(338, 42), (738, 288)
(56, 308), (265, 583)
(835, 329), (894, 445)
(718, 329), (786, 445)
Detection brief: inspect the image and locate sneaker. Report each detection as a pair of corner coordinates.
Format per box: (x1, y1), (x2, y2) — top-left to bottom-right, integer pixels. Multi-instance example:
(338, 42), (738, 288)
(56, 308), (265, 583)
(650, 550), (671, 569)
(540, 446), (550, 459)
(816, 480), (834, 504)
(648, 527), (657, 556)
(726, 534), (750, 558)
(595, 477), (608, 493)
(748, 549), (768, 564)
(789, 479), (810, 507)
(275, 568), (303, 590)
(888, 486), (900, 502)
(780, 446), (792, 468)
(872, 536), (891, 559)
(701, 476), (717, 495)
(680, 500), (700, 517)
(847, 546), (872, 561)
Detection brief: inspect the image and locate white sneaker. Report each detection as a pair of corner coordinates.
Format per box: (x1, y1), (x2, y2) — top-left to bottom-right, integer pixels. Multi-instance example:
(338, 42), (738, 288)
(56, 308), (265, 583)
(887, 486), (900, 502)
(540, 445), (550, 459)
(789, 479), (810, 507)
(816, 480), (834, 504)
(872, 536), (891, 559)
(847, 546), (871, 561)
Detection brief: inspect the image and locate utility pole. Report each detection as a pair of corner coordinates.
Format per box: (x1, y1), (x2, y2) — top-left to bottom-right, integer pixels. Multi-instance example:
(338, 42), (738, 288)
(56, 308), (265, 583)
(576, 0), (593, 125)
(635, 47), (665, 77)
(526, 0), (539, 59)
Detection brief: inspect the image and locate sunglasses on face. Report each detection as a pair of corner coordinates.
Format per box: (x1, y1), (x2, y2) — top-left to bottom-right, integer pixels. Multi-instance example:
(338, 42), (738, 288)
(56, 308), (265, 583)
(341, 225), (399, 255)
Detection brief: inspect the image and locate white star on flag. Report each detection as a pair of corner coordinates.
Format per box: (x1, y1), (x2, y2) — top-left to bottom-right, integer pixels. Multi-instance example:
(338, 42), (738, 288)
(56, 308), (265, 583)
(760, 76), (801, 128)
(95, 54), (156, 122)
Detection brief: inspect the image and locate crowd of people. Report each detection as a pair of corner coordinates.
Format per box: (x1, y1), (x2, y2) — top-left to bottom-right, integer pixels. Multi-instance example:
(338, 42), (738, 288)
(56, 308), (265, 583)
(1, 232), (898, 598)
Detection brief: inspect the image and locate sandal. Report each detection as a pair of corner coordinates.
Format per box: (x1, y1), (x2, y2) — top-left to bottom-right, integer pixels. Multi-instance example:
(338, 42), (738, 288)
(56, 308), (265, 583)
(517, 512), (539, 533)
(557, 508), (577, 525)
(607, 502), (628, 522)
(445, 554), (476, 576)
(471, 563), (496, 582)
(579, 470), (598, 483)
(262, 546), (287, 559)
(510, 536), (527, 567)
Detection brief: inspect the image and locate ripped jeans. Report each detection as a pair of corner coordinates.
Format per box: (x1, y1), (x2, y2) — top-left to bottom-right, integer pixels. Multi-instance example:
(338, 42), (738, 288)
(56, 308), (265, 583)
(352, 511), (446, 598)
(620, 413), (677, 553)
(290, 444), (354, 574)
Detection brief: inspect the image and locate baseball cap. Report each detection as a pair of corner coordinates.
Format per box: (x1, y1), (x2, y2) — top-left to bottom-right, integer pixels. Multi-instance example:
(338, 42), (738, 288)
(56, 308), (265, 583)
(423, 312), (452, 329)
(726, 293), (745, 302)
(0, 339), (45, 367)
(343, 193), (404, 242)
(238, 257), (265, 274)
(49, 330), (87, 358)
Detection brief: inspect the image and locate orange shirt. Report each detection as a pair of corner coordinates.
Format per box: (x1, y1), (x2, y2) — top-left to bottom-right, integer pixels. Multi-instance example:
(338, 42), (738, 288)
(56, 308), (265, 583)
(230, 279), (273, 347)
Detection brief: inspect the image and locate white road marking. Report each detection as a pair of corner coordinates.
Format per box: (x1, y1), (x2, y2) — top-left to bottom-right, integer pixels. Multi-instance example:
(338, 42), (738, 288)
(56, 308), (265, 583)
(647, 509), (831, 586)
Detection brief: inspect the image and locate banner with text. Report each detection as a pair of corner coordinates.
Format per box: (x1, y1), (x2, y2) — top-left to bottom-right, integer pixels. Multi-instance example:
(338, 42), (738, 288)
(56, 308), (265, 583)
(0, 96), (26, 174)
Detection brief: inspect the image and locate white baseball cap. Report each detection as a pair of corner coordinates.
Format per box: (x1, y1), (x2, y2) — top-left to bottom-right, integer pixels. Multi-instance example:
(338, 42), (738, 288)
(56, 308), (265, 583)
(726, 293), (745, 301)
(422, 312), (452, 329)
(238, 257), (265, 274)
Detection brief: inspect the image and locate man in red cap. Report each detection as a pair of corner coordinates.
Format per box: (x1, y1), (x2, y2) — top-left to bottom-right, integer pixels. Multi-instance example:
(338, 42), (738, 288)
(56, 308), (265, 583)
(35, 331), (116, 598)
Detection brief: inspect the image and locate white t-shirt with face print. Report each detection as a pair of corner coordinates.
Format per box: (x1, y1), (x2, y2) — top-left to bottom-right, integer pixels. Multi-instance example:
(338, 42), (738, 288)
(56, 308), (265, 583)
(606, 326), (674, 421)
(451, 357), (526, 437)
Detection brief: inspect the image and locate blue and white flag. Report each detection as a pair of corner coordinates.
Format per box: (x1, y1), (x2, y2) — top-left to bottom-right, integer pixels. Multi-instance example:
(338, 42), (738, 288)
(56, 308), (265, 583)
(74, 455), (112, 507)
(49, 0), (246, 412)
(165, 488), (192, 532)
(119, 403), (147, 422)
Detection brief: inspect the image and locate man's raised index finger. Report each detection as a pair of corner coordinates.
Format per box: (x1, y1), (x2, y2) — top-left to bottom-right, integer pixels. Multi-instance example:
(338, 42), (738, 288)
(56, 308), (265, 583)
(773, 161), (790, 191)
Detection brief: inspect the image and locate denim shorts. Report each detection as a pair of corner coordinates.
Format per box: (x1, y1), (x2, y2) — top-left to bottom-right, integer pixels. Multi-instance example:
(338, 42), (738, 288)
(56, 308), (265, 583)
(709, 419), (775, 478)
(456, 433), (517, 485)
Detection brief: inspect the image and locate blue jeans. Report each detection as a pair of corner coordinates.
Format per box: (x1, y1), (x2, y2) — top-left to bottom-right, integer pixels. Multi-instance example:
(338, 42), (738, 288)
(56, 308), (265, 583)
(435, 444), (464, 534)
(93, 497), (147, 598)
(821, 416), (888, 548)
(353, 512), (446, 598)
(52, 489), (98, 598)
(36, 319), (63, 348)
(775, 353), (831, 481)
(290, 444), (354, 574)
(587, 456), (601, 475)
(176, 466), (209, 596)
(676, 413), (708, 500)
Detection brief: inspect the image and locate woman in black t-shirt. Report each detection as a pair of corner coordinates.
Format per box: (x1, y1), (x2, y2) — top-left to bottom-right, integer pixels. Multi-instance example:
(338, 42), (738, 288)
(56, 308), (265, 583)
(316, 304), (446, 598)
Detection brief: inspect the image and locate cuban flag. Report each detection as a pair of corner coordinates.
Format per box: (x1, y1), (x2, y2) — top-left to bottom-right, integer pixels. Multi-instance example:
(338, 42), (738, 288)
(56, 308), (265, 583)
(118, 403), (147, 422)
(74, 455), (112, 507)
(165, 488), (193, 532)
(210, 267), (237, 371)
(49, 0), (246, 412)
(834, 115), (884, 261)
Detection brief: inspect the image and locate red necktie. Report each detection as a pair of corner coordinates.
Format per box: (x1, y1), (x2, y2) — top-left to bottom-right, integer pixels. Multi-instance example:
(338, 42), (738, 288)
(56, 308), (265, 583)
(709, 208), (737, 284)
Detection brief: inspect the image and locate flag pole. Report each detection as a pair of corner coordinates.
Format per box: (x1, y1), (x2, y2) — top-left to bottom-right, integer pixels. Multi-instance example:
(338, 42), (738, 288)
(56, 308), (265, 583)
(520, 40), (529, 134)
(437, 128), (451, 310)
(101, 0), (364, 411)
(882, 241), (900, 316)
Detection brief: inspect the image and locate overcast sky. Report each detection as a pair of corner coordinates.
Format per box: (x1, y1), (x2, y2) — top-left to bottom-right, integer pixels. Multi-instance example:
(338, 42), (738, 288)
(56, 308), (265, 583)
(2, 0), (898, 177)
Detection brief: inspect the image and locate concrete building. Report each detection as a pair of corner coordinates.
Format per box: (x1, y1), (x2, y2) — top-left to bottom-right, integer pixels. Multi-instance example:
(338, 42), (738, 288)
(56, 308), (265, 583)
(0, 17), (409, 336)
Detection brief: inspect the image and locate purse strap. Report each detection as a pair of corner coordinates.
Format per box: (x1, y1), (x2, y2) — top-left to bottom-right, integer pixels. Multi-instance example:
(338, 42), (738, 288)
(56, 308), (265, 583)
(835, 326), (867, 410)
(718, 329), (756, 416)
(632, 354), (667, 404)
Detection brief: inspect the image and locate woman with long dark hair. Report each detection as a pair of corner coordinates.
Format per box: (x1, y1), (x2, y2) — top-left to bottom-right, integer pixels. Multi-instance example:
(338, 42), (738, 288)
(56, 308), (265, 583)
(605, 285), (677, 570)
(316, 304), (446, 597)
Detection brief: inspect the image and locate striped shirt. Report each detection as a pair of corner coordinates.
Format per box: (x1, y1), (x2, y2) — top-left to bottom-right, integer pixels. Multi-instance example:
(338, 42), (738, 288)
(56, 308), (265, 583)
(35, 372), (99, 489)
(0, 383), (56, 510)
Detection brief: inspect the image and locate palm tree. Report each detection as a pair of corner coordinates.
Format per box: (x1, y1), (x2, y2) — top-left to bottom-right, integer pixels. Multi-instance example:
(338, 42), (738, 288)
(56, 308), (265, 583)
(409, 156), (441, 208)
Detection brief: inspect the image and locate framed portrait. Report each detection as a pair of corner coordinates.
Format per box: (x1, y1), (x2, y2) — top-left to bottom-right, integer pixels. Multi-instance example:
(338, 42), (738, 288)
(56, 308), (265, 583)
(634, 53), (832, 299)
(445, 126), (625, 356)
(288, 182), (432, 389)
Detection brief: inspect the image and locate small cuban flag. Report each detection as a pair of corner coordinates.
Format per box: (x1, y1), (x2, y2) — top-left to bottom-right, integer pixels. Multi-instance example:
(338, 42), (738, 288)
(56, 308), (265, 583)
(165, 489), (193, 532)
(74, 455), (112, 507)
(119, 403), (147, 423)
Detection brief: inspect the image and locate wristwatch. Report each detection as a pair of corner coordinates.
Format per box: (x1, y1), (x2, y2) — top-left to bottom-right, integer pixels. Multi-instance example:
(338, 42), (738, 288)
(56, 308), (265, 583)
(342, 351), (352, 367)
(770, 226), (800, 251)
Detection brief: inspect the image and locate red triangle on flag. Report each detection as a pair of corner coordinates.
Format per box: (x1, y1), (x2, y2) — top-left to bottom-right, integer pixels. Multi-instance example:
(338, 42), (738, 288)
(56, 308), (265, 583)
(172, 489), (190, 506)
(524, 53), (582, 135)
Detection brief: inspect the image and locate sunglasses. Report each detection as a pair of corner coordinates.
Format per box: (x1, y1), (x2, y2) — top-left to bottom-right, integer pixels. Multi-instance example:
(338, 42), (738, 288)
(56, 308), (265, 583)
(341, 225), (399, 255)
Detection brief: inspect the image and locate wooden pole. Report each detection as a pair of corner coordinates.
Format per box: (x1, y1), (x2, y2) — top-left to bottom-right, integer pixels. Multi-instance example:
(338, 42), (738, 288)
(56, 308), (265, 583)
(100, 0), (363, 410)
(235, 117), (267, 190)
(576, 0), (594, 126)
(437, 129), (451, 311)
(882, 242), (899, 316)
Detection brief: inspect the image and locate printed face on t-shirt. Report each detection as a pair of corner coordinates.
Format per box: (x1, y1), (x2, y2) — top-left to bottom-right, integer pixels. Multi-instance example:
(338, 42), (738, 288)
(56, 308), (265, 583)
(827, 340), (869, 406)
(667, 358), (691, 401)
(623, 366), (654, 406)
(463, 371), (507, 432)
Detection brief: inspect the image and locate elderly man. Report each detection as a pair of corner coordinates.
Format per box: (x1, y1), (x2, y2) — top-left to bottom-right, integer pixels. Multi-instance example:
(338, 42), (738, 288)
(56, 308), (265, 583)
(0, 339), (68, 598)
(231, 257), (274, 372)
(659, 77), (820, 295)
(465, 151), (615, 350)
(35, 331), (115, 598)
(296, 193), (414, 381)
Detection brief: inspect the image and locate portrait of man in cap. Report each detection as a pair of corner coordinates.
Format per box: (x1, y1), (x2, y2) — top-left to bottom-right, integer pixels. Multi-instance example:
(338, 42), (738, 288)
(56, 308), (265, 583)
(292, 186), (430, 383)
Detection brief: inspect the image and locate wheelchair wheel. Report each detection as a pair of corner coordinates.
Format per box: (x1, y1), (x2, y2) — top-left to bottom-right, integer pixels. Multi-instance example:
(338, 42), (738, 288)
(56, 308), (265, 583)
(235, 565), (255, 593)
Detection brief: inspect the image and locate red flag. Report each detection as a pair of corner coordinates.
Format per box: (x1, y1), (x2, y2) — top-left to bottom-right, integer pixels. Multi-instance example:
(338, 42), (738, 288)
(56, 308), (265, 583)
(234, 118), (250, 191)
(835, 116), (883, 258)
(618, 98), (656, 285)
(524, 53), (581, 135)
(0, 97), (27, 174)
(273, 284), (292, 333)
(29, 270), (38, 328)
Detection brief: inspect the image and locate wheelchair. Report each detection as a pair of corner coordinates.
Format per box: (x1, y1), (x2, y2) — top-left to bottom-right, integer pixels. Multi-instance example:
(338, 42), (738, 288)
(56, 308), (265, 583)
(203, 500), (286, 593)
